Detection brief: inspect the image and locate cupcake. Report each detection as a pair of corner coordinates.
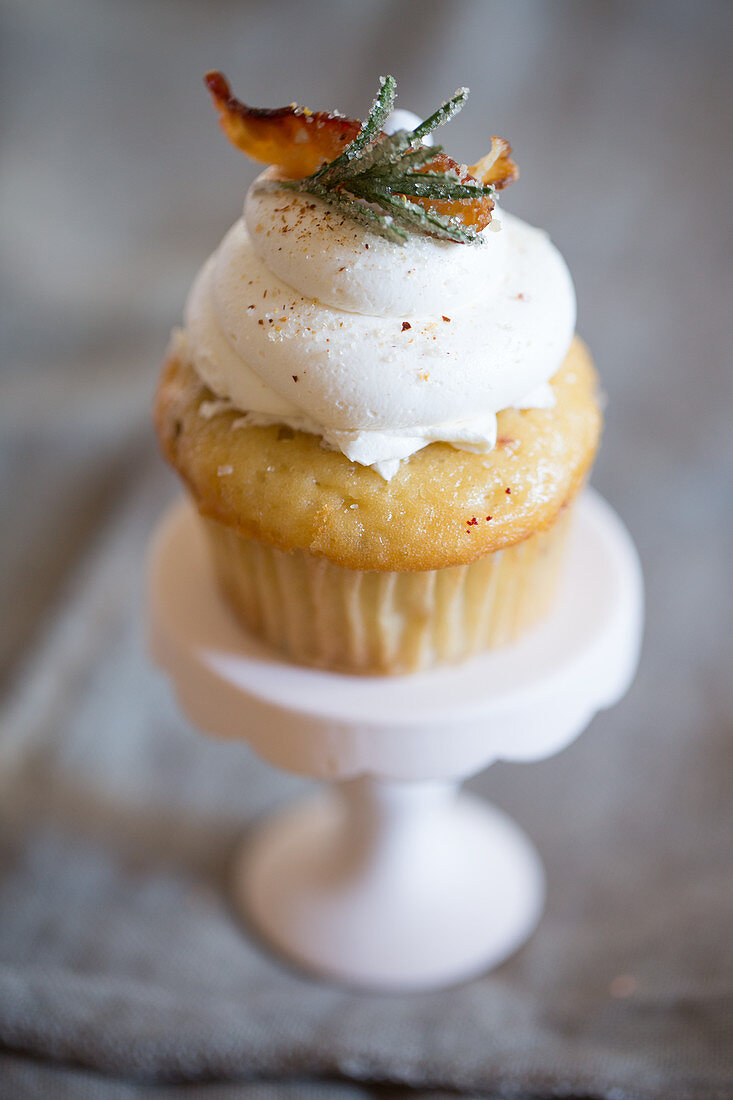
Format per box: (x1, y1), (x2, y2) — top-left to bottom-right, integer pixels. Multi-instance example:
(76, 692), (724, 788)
(155, 74), (601, 675)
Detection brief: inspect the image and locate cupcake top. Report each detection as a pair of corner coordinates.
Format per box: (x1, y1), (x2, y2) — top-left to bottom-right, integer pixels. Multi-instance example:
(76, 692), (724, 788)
(180, 75), (576, 478)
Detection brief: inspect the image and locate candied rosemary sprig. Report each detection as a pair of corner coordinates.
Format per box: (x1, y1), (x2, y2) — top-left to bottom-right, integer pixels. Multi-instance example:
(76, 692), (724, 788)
(255, 76), (496, 245)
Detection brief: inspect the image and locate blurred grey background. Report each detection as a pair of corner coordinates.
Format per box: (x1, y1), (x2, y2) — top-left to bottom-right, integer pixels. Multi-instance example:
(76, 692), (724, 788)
(1, 1), (732, 1095)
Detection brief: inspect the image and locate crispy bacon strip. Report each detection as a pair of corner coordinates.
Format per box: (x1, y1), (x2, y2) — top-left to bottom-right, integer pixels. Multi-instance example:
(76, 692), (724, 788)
(470, 137), (519, 190)
(413, 152), (496, 230)
(205, 71), (359, 178)
(206, 72), (518, 231)
(415, 138), (518, 230)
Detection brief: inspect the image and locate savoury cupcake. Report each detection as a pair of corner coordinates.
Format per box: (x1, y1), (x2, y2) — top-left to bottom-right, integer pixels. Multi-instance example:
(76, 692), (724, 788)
(155, 74), (601, 674)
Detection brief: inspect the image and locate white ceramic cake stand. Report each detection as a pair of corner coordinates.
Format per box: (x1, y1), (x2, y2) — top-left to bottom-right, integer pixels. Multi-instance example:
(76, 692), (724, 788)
(148, 489), (642, 991)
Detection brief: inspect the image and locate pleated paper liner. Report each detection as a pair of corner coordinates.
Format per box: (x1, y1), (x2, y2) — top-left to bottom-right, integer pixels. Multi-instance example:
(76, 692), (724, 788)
(202, 507), (571, 675)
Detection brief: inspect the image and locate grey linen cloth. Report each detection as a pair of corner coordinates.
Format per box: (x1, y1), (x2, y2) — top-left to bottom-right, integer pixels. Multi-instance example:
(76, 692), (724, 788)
(1, 1), (732, 1097)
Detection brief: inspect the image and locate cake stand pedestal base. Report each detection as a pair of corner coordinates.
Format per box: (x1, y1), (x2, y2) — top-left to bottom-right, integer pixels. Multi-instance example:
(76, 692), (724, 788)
(236, 779), (543, 990)
(149, 490), (643, 992)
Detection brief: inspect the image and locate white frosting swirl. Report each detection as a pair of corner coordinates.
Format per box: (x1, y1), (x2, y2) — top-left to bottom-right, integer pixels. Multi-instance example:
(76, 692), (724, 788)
(182, 170), (575, 479)
(244, 170), (509, 316)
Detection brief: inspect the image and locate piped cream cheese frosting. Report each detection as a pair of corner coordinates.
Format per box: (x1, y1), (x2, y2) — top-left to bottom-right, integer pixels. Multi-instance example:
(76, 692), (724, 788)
(182, 167), (576, 479)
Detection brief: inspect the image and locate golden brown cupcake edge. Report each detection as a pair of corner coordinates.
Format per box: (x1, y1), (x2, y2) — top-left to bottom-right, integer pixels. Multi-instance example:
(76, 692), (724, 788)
(154, 335), (601, 573)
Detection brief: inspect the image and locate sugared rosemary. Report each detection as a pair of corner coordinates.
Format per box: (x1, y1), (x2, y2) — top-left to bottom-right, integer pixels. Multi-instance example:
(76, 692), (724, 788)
(256, 76), (495, 245)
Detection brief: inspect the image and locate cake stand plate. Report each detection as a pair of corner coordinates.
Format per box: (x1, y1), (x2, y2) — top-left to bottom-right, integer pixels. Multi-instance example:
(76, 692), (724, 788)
(148, 490), (642, 991)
